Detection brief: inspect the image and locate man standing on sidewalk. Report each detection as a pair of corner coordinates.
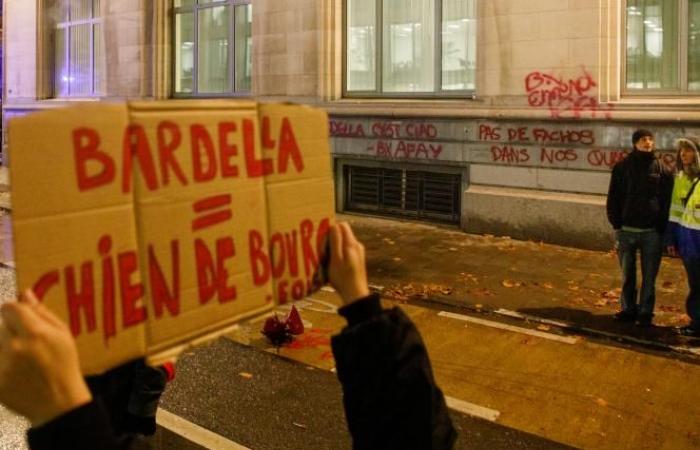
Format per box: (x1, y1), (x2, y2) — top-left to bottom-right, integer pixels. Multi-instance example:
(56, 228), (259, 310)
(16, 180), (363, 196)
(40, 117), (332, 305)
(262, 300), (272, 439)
(606, 129), (673, 327)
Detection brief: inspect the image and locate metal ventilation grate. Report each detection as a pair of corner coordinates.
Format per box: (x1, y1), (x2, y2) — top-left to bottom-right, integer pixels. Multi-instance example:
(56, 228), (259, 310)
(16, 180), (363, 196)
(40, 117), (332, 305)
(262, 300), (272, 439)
(345, 165), (461, 223)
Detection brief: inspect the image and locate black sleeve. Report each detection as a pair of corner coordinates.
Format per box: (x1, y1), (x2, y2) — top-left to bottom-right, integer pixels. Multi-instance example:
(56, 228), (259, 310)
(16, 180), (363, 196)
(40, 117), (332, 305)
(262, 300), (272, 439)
(331, 293), (457, 450)
(657, 170), (674, 233)
(27, 400), (148, 450)
(606, 164), (624, 229)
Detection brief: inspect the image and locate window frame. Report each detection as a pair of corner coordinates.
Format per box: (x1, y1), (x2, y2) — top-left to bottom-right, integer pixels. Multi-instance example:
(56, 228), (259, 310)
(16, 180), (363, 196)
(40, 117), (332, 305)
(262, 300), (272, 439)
(622, 0), (698, 96)
(53, 0), (103, 98)
(342, 0), (477, 99)
(172, 0), (252, 98)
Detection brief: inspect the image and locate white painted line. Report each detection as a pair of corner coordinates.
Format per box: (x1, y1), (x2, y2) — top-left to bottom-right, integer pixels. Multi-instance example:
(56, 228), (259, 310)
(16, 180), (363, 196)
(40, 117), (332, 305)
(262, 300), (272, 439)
(445, 396), (500, 422)
(494, 308), (569, 328)
(157, 408), (251, 450)
(671, 345), (700, 356)
(438, 311), (579, 345)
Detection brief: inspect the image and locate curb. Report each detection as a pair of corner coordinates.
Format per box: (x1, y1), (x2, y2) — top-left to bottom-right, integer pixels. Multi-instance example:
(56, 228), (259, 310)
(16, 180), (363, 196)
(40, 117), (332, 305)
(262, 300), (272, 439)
(370, 286), (700, 359)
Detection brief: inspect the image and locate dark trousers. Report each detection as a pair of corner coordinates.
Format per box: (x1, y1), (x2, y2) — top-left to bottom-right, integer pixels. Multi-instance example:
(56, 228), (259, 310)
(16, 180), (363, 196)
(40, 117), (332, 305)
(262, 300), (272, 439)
(616, 230), (662, 316)
(682, 256), (700, 329)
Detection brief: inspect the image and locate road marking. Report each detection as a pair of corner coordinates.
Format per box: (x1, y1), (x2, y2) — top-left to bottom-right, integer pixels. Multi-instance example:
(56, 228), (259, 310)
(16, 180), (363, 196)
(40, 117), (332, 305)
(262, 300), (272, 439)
(445, 396), (500, 422)
(157, 408), (251, 450)
(494, 308), (569, 328)
(671, 345), (700, 356)
(438, 311), (580, 345)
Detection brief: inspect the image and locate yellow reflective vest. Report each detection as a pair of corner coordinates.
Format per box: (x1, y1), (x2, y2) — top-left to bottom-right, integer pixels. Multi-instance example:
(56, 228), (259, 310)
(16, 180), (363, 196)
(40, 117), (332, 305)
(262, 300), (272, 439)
(680, 175), (700, 231)
(670, 171), (695, 224)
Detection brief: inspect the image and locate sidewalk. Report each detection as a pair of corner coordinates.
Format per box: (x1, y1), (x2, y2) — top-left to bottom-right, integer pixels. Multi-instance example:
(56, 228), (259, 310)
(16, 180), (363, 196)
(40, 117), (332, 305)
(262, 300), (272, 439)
(340, 213), (697, 348)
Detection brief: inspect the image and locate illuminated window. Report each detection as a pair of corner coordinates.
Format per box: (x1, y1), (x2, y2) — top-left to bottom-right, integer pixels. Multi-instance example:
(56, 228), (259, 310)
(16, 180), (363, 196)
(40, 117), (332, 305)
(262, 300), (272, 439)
(625, 0), (700, 93)
(345, 0), (476, 97)
(54, 0), (103, 97)
(173, 0), (252, 96)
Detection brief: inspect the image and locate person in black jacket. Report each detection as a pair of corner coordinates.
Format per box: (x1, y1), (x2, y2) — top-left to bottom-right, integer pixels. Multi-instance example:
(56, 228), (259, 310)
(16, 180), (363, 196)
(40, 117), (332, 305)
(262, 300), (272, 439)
(0, 222), (456, 450)
(606, 129), (673, 327)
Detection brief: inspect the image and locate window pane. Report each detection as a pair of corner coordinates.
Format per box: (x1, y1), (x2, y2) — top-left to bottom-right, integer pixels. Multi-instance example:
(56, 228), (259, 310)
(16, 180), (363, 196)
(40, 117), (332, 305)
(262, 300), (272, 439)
(70, 0), (92, 21)
(55, 28), (69, 97)
(626, 0), (678, 90)
(383, 0), (435, 92)
(234, 4), (252, 91)
(69, 24), (91, 95)
(174, 0), (196, 6)
(198, 5), (231, 93)
(347, 0), (376, 91)
(690, 0), (700, 90)
(94, 22), (104, 94)
(93, 0), (101, 16)
(175, 12), (195, 93)
(442, 0), (476, 90)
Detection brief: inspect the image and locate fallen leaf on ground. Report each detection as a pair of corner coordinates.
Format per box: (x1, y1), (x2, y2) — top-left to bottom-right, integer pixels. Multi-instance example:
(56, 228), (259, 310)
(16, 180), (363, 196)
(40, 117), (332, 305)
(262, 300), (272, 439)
(568, 285), (580, 291)
(542, 282), (554, 289)
(475, 304), (483, 309)
(472, 288), (497, 297)
(449, 247), (458, 251)
(594, 300), (608, 307)
(659, 305), (682, 313)
(536, 325), (551, 331)
(393, 257), (402, 262)
(502, 279), (524, 288)
(595, 398), (609, 407)
(293, 422), (308, 430)
(602, 289), (620, 299)
(238, 372), (253, 379)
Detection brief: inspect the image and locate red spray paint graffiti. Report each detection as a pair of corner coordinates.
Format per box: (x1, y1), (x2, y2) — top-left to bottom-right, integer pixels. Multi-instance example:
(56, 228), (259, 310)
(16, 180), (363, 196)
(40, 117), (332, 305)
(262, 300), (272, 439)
(524, 69), (614, 119)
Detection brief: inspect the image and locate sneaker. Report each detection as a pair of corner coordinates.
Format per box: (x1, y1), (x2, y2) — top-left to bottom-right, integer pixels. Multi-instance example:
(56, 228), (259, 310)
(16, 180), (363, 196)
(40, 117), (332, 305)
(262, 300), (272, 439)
(614, 311), (636, 323)
(635, 315), (653, 327)
(677, 326), (700, 337)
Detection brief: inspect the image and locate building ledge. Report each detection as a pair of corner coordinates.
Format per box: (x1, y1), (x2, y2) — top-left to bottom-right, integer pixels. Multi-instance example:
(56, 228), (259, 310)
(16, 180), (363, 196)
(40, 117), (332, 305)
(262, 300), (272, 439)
(466, 185), (606, 206)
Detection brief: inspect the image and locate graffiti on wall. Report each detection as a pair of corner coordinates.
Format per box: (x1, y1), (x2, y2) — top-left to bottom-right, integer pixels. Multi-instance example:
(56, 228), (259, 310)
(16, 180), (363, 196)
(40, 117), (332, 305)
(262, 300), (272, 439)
(330, 119), (443, 160)
(525, 68), (614, 120)
(478, 123), (675, 169)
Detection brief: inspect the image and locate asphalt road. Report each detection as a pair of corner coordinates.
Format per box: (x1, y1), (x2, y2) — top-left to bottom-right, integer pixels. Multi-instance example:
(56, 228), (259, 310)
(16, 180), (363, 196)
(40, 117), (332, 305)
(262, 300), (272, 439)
(157, 338), (576, 450)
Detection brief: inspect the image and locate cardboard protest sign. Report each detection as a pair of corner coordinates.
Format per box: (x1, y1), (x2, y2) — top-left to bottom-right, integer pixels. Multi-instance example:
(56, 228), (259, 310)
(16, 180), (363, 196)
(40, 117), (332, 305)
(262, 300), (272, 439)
(9, 100), (335, 374)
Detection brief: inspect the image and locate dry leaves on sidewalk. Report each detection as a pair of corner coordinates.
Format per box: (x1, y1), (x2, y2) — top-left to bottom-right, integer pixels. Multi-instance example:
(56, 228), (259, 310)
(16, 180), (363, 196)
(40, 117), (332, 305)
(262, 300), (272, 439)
(385, 283), (454, 301)
(459, 273), (479, 283)
(502, 279), (525, 288)
(658, 305), (682, 313)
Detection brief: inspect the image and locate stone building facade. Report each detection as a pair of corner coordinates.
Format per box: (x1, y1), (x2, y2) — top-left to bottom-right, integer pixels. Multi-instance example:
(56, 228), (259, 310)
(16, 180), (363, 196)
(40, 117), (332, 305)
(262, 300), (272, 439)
(4, 0), (700, 249)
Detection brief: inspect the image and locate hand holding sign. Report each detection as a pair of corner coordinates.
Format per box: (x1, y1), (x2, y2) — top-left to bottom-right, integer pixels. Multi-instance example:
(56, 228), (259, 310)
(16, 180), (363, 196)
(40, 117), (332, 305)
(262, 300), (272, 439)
(0, 290), (91, 426)
(328, 223), (370, 305)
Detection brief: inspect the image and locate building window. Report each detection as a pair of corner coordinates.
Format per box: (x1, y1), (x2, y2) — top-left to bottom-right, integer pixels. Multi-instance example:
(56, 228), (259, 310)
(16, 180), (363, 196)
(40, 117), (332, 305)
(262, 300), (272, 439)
(345, 0), (476, 97)
(173, 0), (252, 96)
(54, 0), (103, 97)
(625, 0), (700, 93)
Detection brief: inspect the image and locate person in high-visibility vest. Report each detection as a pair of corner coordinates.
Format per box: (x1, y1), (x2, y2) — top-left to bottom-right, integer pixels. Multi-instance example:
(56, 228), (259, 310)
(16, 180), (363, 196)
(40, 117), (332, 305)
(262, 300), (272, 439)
(666, 136), (700, 337)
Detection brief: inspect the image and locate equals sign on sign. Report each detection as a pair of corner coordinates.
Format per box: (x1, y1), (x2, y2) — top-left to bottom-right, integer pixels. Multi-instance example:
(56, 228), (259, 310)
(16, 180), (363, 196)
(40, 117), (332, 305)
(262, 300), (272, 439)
(191, 194), (232, 231)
